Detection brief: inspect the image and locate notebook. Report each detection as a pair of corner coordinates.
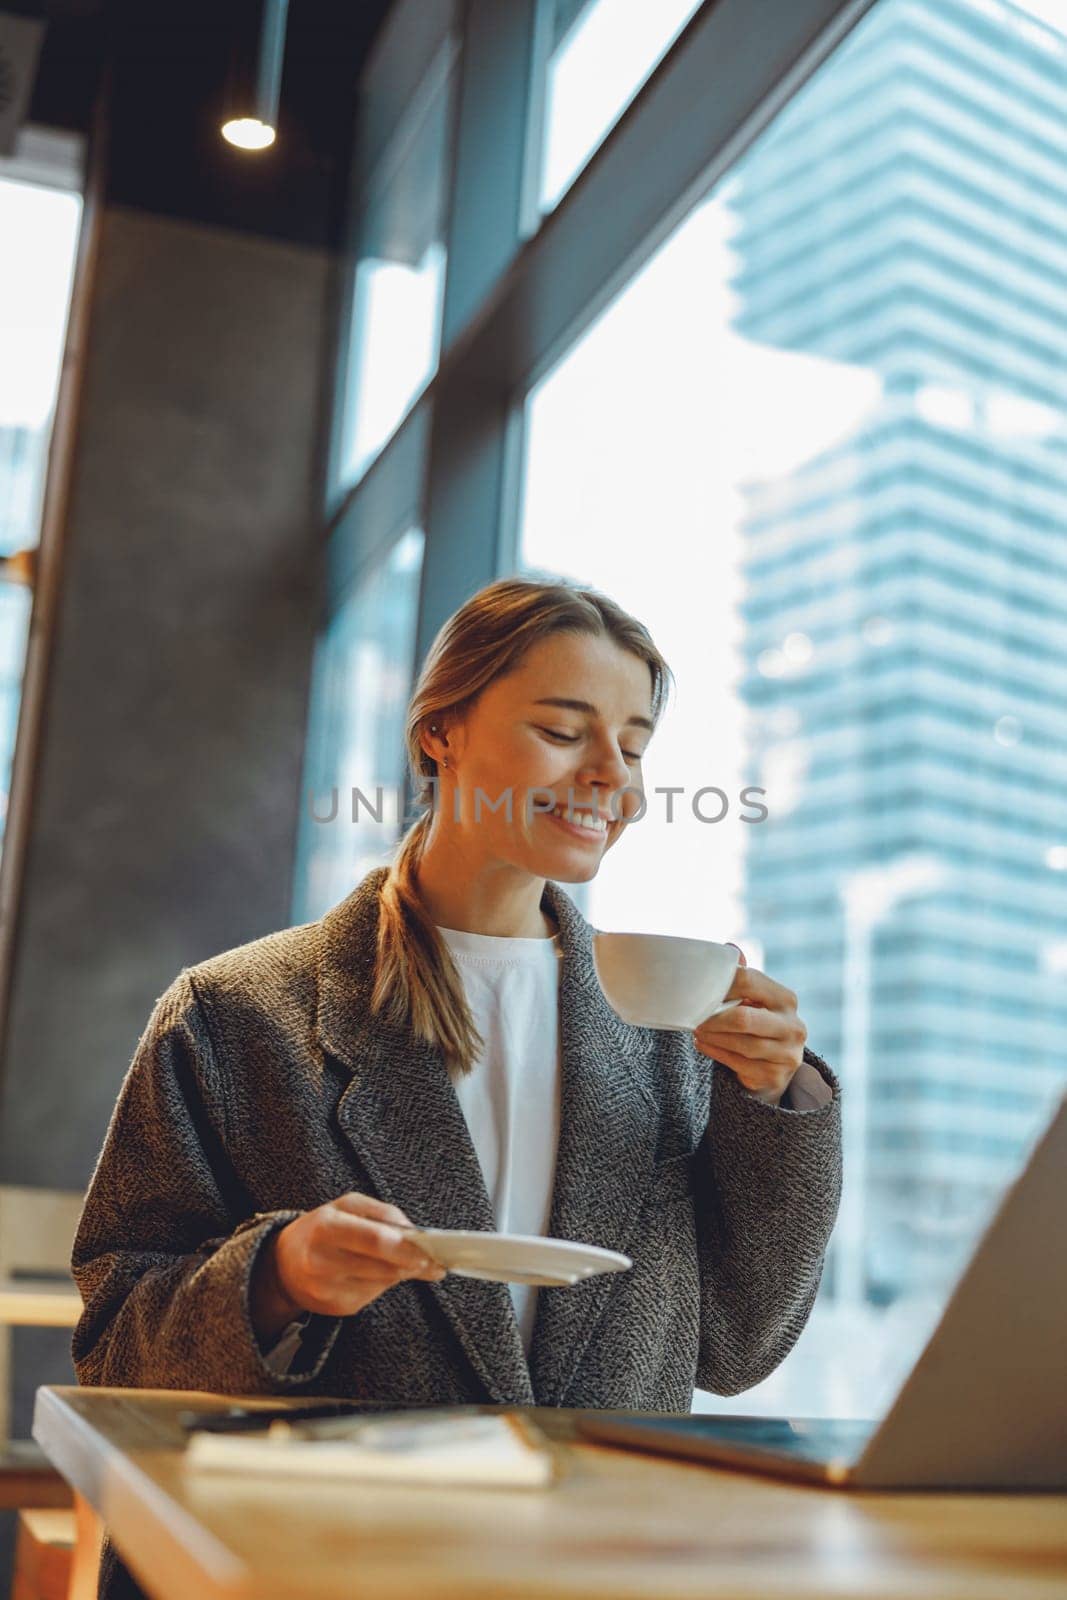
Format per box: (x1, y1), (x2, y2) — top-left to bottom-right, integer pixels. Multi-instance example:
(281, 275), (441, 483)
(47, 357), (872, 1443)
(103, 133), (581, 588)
(183, 1407), (557, 1487)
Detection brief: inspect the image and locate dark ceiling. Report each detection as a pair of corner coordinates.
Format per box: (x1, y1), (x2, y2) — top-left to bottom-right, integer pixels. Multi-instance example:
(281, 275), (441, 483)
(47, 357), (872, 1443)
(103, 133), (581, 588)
(15, 0), (393, 248)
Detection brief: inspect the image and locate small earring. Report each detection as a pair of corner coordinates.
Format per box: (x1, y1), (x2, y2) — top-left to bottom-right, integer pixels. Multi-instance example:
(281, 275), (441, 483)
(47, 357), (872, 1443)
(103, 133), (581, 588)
(428, 722), (446, 766)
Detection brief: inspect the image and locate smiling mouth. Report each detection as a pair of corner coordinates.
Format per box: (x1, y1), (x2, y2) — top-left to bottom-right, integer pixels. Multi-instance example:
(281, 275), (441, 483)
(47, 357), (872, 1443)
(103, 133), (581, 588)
(544, 804), (610, 842)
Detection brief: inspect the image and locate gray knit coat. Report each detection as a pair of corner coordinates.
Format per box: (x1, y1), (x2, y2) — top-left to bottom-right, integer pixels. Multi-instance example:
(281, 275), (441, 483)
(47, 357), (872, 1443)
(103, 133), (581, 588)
(72, 865), (843, 1600)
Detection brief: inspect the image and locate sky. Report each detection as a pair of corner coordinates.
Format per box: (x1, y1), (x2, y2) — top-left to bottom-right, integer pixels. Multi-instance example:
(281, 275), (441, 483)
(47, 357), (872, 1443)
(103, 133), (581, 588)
(0, 178), (81, 429)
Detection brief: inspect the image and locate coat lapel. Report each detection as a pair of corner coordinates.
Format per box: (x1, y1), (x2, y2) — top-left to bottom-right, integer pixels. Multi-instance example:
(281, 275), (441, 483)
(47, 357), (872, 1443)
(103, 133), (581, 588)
(313, 865), (660, 1409)
(314, 867), (532, 1404)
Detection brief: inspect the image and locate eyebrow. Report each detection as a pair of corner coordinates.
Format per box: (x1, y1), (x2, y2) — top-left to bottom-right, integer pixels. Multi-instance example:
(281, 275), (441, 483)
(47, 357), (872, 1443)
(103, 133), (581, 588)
(531, 697), (654, 733)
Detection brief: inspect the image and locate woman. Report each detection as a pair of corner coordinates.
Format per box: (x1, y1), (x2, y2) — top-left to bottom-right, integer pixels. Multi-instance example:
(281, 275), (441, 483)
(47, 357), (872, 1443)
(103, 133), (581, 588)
(72, 578), (842, 1599)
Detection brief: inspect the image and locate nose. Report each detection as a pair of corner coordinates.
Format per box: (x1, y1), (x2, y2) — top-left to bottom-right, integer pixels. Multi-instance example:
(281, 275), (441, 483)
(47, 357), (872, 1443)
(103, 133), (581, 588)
(575, 741), (635, 811)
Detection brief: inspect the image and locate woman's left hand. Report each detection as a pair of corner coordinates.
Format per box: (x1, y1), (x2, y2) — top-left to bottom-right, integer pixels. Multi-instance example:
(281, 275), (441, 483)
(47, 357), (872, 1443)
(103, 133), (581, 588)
(692, 944), (808, 1105)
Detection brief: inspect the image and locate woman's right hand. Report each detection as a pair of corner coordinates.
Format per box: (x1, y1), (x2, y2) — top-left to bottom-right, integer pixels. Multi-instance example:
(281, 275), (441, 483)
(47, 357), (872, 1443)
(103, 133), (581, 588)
(263, 1192), (447, 1327)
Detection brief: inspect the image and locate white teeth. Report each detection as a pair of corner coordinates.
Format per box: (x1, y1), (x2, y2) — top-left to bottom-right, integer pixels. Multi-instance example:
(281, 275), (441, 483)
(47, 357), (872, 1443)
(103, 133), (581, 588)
(551, 804), (606, 833)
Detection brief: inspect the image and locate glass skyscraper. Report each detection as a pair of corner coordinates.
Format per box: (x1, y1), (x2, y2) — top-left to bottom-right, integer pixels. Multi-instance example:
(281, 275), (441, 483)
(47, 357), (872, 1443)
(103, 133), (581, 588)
(732, 0), (1067, 1303)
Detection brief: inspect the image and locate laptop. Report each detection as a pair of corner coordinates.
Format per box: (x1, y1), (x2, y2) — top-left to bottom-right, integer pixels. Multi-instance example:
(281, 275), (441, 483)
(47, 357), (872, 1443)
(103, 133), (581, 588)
(577, 1086), (1067, 1490)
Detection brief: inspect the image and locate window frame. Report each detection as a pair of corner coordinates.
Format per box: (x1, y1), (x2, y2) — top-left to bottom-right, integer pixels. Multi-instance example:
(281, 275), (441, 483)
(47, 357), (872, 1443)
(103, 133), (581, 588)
(314, 0), (881, 857)
(322, 0), (880, 680)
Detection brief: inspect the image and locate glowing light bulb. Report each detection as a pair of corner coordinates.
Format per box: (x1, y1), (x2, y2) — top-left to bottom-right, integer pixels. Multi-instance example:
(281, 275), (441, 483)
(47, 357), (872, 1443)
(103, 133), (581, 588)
(221, 118), (276, 151)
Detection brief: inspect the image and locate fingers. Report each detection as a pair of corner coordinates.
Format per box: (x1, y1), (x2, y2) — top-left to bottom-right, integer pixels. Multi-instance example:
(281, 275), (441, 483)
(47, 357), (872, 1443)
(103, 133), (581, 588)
(327, 1250), (441, 1284)
(695, 1002), (793, 1044)
(334, 1192), (412, 1227)
(322, 1193), (451, 1281)
(723, 962), (797, 1012)
(694, 1032), (799, 1065)
(276, 1193), (449, 1321)
(317, 1233), (446, 1285)
(327, 1209), (435, 1271)
(331, 1194), (420, 1258)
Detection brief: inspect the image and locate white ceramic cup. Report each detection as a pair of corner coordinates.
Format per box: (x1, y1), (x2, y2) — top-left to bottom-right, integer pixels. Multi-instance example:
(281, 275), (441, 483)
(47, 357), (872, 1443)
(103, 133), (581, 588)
(592, 931), (742, 1032)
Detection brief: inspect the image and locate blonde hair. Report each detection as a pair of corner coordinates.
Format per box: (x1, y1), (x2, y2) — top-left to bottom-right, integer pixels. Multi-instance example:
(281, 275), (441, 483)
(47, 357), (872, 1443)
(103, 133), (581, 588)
(370, 577), (674, 1075)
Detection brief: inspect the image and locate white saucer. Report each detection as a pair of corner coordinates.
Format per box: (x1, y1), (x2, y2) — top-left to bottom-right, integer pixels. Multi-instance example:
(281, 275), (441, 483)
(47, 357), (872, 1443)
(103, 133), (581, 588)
(401, 1228), (632, 1287)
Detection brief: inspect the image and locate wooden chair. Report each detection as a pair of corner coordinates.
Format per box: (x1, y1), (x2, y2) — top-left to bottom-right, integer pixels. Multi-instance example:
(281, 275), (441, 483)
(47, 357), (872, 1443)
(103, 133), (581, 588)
(12, 1508), (74, 1600)
(0, 1186), (100, 1600)
(0, 1185), (85, 1446)
(11, 1495), (104, 1600)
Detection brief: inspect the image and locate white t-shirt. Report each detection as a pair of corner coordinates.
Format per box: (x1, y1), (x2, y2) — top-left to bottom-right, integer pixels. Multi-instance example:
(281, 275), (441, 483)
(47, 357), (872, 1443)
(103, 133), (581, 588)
(436, 920), (564, 1357)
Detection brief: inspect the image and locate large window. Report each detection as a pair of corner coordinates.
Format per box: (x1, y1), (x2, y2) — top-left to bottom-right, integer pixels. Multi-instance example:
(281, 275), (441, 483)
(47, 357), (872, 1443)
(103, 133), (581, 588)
(535, 0), (704, 214)
(332, 25), (458, 497)
(293, 527), (425, 925)
(0, 142), (82, 853)
(519, 0), (1067, 1415)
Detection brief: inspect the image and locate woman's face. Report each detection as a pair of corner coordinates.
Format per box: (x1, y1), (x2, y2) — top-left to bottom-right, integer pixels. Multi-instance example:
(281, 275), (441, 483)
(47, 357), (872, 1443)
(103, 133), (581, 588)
(428, 632), (654, 882)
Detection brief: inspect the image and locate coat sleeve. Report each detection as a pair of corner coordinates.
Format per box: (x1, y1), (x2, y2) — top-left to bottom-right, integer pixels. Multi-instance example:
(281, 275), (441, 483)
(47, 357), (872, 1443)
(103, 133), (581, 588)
(693, 1044), (843, 1396)
(71, 968), (344, 1394)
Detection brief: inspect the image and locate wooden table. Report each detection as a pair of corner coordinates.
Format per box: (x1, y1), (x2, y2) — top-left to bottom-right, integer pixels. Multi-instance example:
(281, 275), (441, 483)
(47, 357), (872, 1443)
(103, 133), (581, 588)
(32, 1386), (1067, 1600)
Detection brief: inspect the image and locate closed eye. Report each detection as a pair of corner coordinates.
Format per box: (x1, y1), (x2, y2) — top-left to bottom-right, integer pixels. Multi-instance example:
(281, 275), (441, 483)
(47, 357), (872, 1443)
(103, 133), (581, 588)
(539, 728), (642, 762)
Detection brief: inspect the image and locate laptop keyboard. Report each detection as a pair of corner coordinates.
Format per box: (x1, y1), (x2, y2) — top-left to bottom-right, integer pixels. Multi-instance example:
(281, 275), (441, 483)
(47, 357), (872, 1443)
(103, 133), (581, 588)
(631, 1414), (879, 1465)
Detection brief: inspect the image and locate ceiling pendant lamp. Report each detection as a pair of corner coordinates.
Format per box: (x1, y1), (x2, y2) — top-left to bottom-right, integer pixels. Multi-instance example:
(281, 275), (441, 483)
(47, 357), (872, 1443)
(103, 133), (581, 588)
(221, 0), (290, 152)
